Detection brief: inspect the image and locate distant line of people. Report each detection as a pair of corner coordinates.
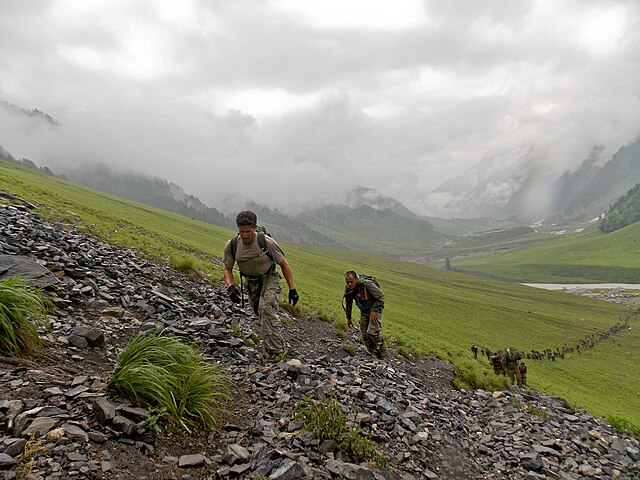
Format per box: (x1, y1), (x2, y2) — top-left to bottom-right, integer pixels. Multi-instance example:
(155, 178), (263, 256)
(472, 321), (631, 366)
(524, 321), (630, 361)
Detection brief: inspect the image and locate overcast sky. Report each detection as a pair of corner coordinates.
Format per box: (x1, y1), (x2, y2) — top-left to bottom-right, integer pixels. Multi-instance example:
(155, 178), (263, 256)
(1, 0), (638, 216)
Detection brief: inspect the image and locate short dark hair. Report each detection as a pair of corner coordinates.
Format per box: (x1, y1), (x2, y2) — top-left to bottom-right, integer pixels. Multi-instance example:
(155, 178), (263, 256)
(236, 210), (257, 227)
(345, 270), (358, 279)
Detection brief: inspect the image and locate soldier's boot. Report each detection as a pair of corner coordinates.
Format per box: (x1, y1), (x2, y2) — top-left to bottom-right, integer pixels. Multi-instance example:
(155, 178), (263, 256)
(362, 333), (376, 356)
(372, 336), (386, 359)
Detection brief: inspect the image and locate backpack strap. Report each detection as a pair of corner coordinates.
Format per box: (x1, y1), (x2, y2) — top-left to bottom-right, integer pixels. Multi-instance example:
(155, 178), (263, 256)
(230, 235), (238, 260)
(256, 232), (275, 263)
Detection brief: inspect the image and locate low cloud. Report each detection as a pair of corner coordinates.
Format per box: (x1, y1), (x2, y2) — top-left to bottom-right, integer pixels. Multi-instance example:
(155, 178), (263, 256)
(0, 0), (638, 216)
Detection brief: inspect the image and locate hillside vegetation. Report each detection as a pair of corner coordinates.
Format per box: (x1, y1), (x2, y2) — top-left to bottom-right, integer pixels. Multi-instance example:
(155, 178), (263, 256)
(552, 138), (640, 222)
(1, 158), (638, 429)
(452, 221), (640, 283)
(599, 183), (640, 234)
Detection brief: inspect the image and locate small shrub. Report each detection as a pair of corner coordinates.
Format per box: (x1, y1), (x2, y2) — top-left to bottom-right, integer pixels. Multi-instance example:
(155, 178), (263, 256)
(229, 322), (246, 341)
(250, 332), (261, 345)
(342, 343), (357, 356)
(453, 359), (510, 391)
(17, 435), (47, 478)
(146, 407), (168, 435)
(170, 255), (201, 280)
(0, 276), (52, 357)
(394, 338), (416, 358)
(510, 398), (553, 421)
(294, 395), (388, 469)
(279, 301), (298, 317)
(109, 330), (231, 433)
(607, 415), (640, 440)
(246, 473), (269, 480)
(335, 319), (348, 340)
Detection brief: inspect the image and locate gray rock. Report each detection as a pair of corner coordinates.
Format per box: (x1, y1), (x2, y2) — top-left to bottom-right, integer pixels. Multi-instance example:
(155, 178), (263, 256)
(0, 452), (16, 468)
(270, 460), (307, 480)
(21, 416), (59, 437)
(178, 453), (207, 467)
(93, 397), (116, 424)
(224, 443), (251, 465)
(0, 254), (59, 287)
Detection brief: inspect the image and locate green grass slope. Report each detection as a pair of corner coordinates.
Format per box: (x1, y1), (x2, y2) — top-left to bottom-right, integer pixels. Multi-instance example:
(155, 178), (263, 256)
(1, 159), (638, 429)
(452, 222), (640, 283)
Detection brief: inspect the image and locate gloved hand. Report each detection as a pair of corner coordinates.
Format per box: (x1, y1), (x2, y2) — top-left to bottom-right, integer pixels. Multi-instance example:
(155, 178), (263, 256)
(288, 289), (299, 307)
(227, 284), (241, 304)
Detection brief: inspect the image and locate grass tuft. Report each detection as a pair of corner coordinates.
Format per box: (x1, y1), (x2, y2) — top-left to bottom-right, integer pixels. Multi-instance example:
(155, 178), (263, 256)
(342, 343), (357, 356)
(170, 255), (202, 280)
(453, 358), (510, 391)
(0, 276), (52, 357)
(109, 330), (231, 433)
(607, 415), (640, 440)
(335, 318), (348, 340)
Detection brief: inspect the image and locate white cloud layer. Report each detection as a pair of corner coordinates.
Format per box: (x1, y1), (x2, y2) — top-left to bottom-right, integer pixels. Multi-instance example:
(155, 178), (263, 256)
(0, 0), (638, 215)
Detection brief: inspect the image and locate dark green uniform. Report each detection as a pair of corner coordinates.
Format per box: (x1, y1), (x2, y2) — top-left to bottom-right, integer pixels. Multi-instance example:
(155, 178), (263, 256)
(344, 279), (386, 358)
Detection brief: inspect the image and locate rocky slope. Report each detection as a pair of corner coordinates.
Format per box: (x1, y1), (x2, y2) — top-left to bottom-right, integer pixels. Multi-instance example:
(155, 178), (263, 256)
(0, 196), (639, 480)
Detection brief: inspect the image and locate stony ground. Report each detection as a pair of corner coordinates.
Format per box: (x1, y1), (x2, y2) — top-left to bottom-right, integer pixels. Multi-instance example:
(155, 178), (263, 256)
(0, 196), (639, 480)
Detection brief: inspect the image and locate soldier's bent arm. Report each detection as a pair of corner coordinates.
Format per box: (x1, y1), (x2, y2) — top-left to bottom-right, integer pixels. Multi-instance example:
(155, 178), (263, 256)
(345, 295), (354, 321)
(223, 264), (235, 288)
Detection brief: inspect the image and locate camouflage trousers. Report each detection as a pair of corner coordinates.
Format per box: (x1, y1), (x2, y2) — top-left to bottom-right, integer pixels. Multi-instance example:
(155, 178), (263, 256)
(246, 271), (285, 356)
(506, 366), (520, 386)
(359, 310), (386, 359)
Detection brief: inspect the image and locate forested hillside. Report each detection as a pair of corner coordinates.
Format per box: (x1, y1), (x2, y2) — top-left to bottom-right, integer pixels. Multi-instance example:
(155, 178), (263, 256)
(599, 183), (640, 233)
(552, 138), (640, 221)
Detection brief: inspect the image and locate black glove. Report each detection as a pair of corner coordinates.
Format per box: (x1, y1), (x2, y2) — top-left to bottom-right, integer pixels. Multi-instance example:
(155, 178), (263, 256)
(288, 289), (299, 307)
(227, 285), (241, 304)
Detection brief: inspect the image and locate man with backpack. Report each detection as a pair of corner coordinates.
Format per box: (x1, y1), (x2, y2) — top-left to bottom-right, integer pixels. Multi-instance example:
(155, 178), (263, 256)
(223, 210), (299, 359)
(343, 270), (386, 359)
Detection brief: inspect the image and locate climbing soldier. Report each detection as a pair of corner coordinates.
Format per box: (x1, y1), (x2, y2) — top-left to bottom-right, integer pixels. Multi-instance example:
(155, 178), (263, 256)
(223, 210), (299, 359)
(504, 348), (524, 385)
(518, 361), (527, 386)
(343, 271), (387, 359)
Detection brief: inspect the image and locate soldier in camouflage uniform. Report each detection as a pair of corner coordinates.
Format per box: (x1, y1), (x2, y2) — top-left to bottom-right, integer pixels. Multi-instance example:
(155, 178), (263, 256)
(518, 361), (527, 385)
(223, 211), (299, 358)
(504, 347), (523, 385)
(343, 271), (387, 359)
(489, 352), (503, 376)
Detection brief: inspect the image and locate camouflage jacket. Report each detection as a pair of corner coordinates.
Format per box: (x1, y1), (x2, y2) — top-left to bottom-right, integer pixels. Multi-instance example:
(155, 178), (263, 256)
(343, 280), (385, 320)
